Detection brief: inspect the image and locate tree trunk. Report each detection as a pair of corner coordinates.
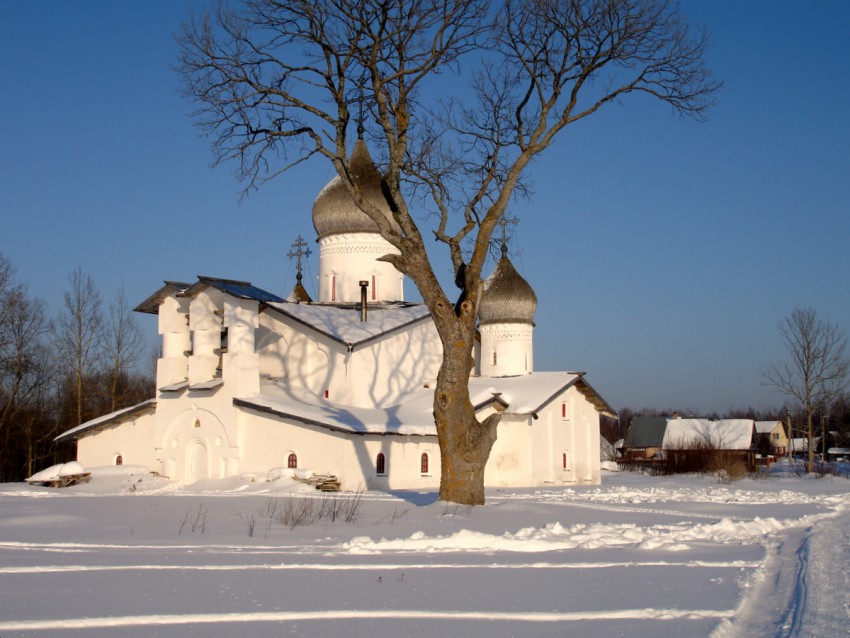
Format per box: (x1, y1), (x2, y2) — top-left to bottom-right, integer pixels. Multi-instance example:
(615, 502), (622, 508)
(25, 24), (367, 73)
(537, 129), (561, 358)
(429, 300), (499, 505)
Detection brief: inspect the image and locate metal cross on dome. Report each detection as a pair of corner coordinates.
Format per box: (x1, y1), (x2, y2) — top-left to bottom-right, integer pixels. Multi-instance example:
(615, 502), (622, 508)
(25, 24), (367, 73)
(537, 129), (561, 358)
(287, 235), (312, 284)
(496, 215), (519, 257)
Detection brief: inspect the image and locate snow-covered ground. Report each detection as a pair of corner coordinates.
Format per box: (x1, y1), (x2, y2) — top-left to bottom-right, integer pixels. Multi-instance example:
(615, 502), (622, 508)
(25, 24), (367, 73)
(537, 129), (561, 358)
(1, 463), (848, 637)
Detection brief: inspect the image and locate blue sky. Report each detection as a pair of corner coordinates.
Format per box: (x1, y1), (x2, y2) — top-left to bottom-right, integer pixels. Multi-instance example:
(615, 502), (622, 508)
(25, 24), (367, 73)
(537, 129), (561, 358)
(2, 1), (849, 414)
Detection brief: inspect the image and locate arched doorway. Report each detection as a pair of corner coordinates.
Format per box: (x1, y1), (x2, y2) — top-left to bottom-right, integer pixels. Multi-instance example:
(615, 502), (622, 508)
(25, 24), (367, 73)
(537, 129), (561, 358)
(187, 439), (209, 483)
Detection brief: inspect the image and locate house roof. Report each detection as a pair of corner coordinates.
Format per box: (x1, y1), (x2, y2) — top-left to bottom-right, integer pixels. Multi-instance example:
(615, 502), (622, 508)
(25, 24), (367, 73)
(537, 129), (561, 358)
(663, 419), (755, 450)
(54, 400), (156, 442)
(755, 421), (782, 434)
(624, 417), (668, 448)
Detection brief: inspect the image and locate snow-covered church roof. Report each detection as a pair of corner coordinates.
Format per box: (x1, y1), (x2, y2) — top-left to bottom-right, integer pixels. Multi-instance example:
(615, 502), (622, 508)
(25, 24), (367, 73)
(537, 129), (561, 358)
(233, 371), (610, 437)
(264, 301), (432, 349)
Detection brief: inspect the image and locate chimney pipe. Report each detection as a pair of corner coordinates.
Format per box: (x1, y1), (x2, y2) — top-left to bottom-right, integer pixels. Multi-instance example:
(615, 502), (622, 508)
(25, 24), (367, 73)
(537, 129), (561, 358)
(359, 280), (369, 321)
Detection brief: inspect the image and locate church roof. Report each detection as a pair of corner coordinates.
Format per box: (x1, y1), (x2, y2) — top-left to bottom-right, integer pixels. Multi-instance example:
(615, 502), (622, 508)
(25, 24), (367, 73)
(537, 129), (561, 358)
(479, 254), (537, 325)
(234, 372), (610, 437)
(311, 139), (397, 240)
(135, 277), (284, 314)
(55, 400), (156, 442)
(264, 301), (432, 350)
(183, 277), (285, 303)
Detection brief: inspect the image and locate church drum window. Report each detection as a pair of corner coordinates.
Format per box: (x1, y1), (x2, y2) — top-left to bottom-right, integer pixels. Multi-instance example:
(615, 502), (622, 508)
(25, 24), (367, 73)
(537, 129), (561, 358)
(115, 454), (123, 466)
(287, 453), (298, 469)
(376, 452), (386, 476)
(420, 452), (429, 475)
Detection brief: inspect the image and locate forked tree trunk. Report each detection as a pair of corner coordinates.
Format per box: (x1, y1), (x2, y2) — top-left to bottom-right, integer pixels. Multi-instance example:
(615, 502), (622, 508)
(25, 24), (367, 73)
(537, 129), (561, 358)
(430, 306), (499, 505)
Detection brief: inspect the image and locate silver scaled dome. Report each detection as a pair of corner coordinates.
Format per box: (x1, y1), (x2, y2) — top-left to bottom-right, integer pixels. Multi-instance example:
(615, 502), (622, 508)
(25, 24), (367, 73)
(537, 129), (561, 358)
(312, 139), (395, 240)
(479, 252), (537, 325)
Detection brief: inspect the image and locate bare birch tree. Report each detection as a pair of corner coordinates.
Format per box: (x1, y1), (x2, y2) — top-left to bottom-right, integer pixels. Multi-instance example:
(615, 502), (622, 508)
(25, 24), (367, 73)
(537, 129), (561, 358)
(102, 287), (146, 413)
(178, 0), (719, 503)
(54, 268), (103, 426)
(764, 307), (850, 473)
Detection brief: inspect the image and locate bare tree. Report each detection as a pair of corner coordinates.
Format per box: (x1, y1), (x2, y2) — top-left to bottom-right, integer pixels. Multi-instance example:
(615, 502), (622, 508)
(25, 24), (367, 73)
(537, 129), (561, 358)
(54, 268), (103, 426)
(0, 255), (55, 479)
(763, 307), (850, 473)
(178, 0), (719, 504)
(101, 286), (146, 413)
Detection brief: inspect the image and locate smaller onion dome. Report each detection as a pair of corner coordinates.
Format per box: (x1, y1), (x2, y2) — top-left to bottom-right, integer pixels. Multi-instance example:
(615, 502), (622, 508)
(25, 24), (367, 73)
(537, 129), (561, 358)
(312, 139), (396, 240)
(478, 248), (537, 325)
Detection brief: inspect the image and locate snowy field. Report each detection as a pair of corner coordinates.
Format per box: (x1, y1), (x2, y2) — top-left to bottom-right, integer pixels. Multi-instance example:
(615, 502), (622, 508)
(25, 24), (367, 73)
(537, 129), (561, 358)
(1, 464), (848, 638)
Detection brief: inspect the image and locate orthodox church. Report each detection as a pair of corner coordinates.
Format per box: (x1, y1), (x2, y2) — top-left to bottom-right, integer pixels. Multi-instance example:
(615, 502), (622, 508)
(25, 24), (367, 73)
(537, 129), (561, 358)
(57, 139), (614, 490)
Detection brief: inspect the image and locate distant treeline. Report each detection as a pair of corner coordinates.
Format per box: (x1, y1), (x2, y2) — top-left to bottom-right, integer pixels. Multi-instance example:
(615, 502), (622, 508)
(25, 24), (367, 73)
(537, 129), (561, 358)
(0, 254), (154, 481)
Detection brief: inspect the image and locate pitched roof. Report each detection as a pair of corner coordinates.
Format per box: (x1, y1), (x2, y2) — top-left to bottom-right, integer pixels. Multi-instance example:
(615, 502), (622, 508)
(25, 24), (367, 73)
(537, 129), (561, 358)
(263, 301), (432, 350)
(624, 417), (668, 448)
(233, 372), (605, 437)
(754, 420), (782, 434)
(663, 419), (755, 450)
(55, 400), (156, 442)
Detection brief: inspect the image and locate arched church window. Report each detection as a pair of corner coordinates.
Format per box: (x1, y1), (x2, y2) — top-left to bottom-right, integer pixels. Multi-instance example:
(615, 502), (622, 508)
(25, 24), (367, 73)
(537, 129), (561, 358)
(115, 454), (123, 466)
(287, 453), (298, 469)
(376, 452), (386, 475)
(420, 453), (429, 475)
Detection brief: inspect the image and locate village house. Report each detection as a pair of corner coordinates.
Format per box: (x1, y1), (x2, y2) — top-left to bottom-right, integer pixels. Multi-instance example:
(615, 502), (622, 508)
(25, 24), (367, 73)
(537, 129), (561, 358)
(56, 138), (615, 491)
(754, 420), (788, 457)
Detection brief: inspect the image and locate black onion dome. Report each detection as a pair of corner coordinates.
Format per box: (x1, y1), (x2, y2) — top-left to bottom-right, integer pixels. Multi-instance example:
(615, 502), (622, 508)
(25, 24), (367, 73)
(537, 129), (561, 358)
(479, 256), (537, 325)
(312, 139), (395, 240)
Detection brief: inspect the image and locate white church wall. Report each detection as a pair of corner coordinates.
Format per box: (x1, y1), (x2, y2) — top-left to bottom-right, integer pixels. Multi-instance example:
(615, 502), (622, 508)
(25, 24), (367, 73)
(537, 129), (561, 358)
(257, 313), (337, 400)
(485, 415), (533, 487)
(349, 321), (442, 408)
(157, 295), (190, 388)
(235, 414), (440, 491)
(76, 413), (158, 471)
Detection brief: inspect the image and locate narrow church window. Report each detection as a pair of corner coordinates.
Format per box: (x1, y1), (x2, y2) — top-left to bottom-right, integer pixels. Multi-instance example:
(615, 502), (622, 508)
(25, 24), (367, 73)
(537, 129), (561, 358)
(420, 453), (429, 475)
(194, 419), (201, 428)
(331, 275), (336, 302)
(376, 452), (386, 475)
(287, 453), (298, 469)
(115, 454), (123, 466)
(562, 452), (567, 470)
(492, 351), (497, 365)
(371, 274), (376, 300)
(561, 402), (569, 420)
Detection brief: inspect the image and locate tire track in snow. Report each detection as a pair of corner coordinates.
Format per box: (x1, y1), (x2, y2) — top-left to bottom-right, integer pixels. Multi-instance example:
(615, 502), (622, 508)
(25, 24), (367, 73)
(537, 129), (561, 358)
(0, 607), (737, 631)
(0, 558), (760, 574)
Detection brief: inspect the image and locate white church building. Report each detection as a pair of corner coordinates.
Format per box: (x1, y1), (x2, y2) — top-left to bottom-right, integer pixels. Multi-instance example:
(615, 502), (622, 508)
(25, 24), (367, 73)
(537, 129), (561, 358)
(57, 139), (614, 491)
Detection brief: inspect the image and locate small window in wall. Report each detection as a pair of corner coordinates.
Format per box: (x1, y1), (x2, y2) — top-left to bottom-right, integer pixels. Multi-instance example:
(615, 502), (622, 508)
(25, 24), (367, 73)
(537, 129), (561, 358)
(115, 454), (123, 466)
(372, 274), (376, 300)
(331, 275), (336, 302)
(492, 351), (497, 366)
(561, 402), (569, 420)
(562, 452), (567, 471)
(287, 453), (298, 469)
(376, 452), (386, 476)
(420, 452), (429, 475)
(194, 419), (201, 428)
